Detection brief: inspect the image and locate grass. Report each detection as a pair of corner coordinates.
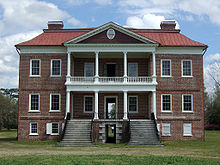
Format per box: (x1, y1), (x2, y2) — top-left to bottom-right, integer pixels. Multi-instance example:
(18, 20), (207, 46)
(0, 155), (220, 165)
(0, 129), (219, 164)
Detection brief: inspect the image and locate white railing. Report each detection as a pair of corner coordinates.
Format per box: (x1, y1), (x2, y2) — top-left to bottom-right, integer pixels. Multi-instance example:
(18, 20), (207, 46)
(68, 76), (153, 84)
(70, 77), (95, 83)
(127, 77), (152, 83)
(99, 77), (124, 83)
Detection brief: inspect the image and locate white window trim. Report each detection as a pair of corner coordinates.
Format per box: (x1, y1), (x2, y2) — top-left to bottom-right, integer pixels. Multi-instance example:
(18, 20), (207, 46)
(161, 94), (172, 112)
(29, 122), (38, 135)
(30, 59), (41, 77)
(162, 123), (171, 136)
(161, 59), (172, 77)
(181, 59), (192, 77)
(128, 63), (138, 77)
(183, 123), (192, 136)
(84, 96), (94, 113)
(182, 94), (193, 113)
(49, 93), (61, 112)
(128, 96), (138, 113)
(50, 59), (61, 77)
(84, 63), (94, 77)
(29, 93), (40, 112)
(51, 122), (59, 136)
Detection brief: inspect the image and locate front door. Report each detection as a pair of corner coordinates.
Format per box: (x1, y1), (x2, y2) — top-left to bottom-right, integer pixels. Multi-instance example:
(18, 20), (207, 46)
(105, 97), (117, 119)
(107, 64), (116, 77)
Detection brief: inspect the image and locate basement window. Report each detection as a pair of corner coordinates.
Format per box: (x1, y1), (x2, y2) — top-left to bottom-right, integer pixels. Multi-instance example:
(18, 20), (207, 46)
(46, 122), (59, 135)
(162, 123), (171, 136)
(30, 122), (38, 135)
(183, 123), (192, 136)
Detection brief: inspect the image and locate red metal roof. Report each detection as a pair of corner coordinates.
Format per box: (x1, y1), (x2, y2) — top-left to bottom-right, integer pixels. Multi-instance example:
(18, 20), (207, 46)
(16, 28), (207, 47)
(135, 32), (206, 47)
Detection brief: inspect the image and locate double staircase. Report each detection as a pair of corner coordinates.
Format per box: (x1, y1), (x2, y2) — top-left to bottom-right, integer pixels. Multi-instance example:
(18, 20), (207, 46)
(59, 119), (92, 146)
(129, 120), (161, 145)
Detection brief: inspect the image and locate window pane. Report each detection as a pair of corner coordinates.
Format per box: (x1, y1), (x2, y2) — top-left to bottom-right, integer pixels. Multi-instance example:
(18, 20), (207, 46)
(52, 123), (59, 134)
(128, 64), (138, 77)
(162, 60), (171, 76)
(85, 63), (94, 77)
(162, 95), (171, 111)
(31, 123), (38, 134)
(51, 94), (60, 110)
(129, 97), (137, 112)
(52, 60), (61, 75)
(183, 95), (192, 111)
(183, 60), (191, 76)
(85, 97), (93, 112)
(31, 60), (40, 75)
(31, 94), (39, 110)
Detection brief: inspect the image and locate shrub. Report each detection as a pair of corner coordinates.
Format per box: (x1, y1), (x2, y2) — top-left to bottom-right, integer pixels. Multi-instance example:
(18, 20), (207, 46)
(205, 124), (220, 130)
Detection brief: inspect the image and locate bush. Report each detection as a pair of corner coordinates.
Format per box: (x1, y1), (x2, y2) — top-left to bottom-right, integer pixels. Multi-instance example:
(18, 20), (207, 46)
(205, 124), (220, 130)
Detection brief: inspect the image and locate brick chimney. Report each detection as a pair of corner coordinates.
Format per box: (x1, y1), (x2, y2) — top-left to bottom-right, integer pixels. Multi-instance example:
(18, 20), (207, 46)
(48, 21), (64, 30)
(160, 21), (176, 30)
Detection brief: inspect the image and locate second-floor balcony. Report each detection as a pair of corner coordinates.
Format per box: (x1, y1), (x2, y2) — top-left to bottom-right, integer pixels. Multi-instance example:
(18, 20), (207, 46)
(67, 76), (154, 84)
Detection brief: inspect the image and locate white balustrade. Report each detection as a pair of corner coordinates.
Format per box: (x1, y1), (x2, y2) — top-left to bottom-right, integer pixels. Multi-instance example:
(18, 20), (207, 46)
(69, 76), (152, 84)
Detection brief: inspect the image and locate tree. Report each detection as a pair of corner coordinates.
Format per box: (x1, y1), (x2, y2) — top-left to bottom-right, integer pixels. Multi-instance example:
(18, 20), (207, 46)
(205, 85), (220, 126)
(0, 92), (18, 130)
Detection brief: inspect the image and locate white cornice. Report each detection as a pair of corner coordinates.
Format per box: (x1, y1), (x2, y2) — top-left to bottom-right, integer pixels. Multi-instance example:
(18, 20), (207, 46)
(67, 44), (157, 53)
(64, 22), (158, 45)
(17, 46), (67, 54)
(156, 47), (205, 55)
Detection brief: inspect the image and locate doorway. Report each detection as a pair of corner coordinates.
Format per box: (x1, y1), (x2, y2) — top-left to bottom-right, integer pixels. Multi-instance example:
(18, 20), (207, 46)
(107, 64), (116, 77)
(105, 124), (116, 143)
(105, 97), (117, 119)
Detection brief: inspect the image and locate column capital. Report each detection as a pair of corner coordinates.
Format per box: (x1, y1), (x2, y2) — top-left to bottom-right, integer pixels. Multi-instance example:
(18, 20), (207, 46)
(123, 51), (127, 55)
(95, 51), (99, 55)
(94, 90), (99, 93)
(123, 90), (128, 93)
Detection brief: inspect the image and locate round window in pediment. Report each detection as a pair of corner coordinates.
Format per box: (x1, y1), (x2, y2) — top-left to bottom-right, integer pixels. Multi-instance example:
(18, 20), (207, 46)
(107, 28), (115, 40)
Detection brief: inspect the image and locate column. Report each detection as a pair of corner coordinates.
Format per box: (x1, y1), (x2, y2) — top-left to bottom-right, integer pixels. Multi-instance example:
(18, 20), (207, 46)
(67, 52), (71, 82)
(94, 91), (99, 120)
(123, 52), (127, 82)
(152, 51), (156, 83)
(152, 91), (157, 120)
(95, 52), (99, 83)
(65, 91), (70, 119)
(123, 90), (128, 120)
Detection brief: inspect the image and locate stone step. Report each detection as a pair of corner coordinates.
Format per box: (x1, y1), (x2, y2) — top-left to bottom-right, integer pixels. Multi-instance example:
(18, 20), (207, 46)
(59, 120), (92, 146)
(129, 120), (160, 145)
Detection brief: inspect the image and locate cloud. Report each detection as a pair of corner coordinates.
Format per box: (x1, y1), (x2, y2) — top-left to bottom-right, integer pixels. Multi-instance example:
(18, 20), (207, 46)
(67, 17), (86, 27)
(0, 0), (73, 35)
(206, 53), (220, 62)
(95, 0), (112, 5)
(67, 0), (112, 6)
(126, 14), (165, 29)
(118, 0), (220, 26)
(0, 31), (41, 88)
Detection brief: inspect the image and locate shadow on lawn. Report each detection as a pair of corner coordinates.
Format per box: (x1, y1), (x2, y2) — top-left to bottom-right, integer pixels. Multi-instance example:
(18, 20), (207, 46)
(0, 137), (17, 142)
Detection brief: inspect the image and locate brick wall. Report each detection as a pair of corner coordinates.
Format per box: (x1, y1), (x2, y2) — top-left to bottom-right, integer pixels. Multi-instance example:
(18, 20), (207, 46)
(155, 54), (204, 141)
(18, 52), (204, 141)
(18, 53), (67, 140)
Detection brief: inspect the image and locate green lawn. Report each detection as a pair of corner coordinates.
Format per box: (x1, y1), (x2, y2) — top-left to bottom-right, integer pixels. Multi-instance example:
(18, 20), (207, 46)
(0, 129), (219, 165)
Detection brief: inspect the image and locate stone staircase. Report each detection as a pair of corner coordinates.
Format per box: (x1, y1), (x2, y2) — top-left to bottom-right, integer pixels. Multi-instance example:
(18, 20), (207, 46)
(59, 119), (93, 146)
(129, 120), (161, 145)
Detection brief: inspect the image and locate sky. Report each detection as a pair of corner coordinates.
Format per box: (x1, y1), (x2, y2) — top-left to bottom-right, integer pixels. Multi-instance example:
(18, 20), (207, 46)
(0, 0), (220, 94)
